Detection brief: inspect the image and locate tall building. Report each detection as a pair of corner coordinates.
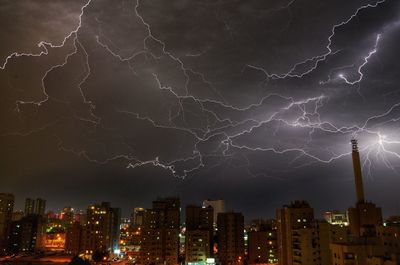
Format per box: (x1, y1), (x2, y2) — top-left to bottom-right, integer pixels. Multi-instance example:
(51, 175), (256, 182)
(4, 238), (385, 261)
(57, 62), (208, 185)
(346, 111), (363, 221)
(24, 198), (46, 216)
(311, 220), (333, 265)
(186, 205), (214, 231)
(65, 222), (83, 255)
(217, 212), (244, 265)
(137, 197), (180, 264)
(138, 197), (180, 265)
(8, 214), (45, 253)
(0, 193), (14, 252)
(277, 200), (337, 265)
(203, 199), (225, 226)
(35, 198), (46, 216)
(248, 219), (278, 264)
(132, 207), (145, 227)
(277, 200), (335, 265)
(276, 200), (315, 265)
(24, 198), (35, 216)
(82, 202), (120, 255)
(185, 205), (214, 264)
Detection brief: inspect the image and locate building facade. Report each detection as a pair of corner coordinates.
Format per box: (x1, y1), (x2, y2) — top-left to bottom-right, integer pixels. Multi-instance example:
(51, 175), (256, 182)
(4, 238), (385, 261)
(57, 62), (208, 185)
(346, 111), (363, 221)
(8, 214), (45, 253)
(185, 205), (214, 264)
(0, 193), (14, 252)
(217, 212), (244, 265)
(203, 200), (225, 227)
(138, 197), (180, 265)
(248, 219), (278, 264)
(82, 202), (120, 255)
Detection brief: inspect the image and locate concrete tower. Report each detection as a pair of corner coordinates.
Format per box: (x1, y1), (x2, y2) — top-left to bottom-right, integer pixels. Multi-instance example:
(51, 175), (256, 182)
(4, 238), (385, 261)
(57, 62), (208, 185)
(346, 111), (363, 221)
(348, 139), (382, 237)
(351, 139), (365, 204)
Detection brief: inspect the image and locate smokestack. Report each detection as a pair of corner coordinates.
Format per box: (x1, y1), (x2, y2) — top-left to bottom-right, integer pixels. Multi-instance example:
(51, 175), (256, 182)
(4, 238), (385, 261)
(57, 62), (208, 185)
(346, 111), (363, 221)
(351, 139), (365, 204)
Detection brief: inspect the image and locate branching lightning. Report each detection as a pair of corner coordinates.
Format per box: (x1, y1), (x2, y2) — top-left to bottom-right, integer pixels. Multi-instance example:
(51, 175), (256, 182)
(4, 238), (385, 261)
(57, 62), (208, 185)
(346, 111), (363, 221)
(245, 0), (386, 80)
(338, 34), (381, 85)
(1, 0), (400, 181)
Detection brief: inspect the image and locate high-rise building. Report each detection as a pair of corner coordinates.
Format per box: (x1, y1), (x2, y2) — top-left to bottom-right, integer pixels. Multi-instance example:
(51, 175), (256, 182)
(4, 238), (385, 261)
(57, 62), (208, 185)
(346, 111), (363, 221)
(110, 207), (121, 251)
(277, 200), (335, 265)
(24, 198), (46, 216)
(151, 197), (180, 229)
(312, 220), (334, 265)
(119, 218), (133, 253)
(217, 212), (244, 265)
(35, 198), (46, 216)
(276, 200), (315, 265)
(203, 199), (225, 226)
(138, 197), (180, 265)
(186, 205), (214, 231)
(248, 219), (278, 264)
(8, 214), (45, 253)
(82, 202), (120, 255)
(0, 193), (14, 252)
(65, 222), (83, 255)
(132, 207), (145, 227)
(24, 198), (35, 216)
(185, 205), (214, 264)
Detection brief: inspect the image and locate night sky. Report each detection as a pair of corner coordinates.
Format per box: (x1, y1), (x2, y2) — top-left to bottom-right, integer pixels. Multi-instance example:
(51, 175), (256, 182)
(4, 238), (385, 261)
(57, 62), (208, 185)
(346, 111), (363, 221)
(1, 0), (400, 220)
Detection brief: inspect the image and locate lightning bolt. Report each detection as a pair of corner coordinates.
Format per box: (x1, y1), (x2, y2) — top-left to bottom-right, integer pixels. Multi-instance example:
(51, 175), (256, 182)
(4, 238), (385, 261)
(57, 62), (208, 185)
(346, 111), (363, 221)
(245, 0), (386, 80)
(337, 34), (381, 85)
(1, 0), (92, 70)
(1, 0), (400, 182)
(2, 0), (94, 115)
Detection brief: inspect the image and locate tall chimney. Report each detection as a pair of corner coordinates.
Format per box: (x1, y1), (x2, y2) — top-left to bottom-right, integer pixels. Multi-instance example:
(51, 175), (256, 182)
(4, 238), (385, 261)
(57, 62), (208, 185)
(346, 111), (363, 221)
(351, 139), (365, 204)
